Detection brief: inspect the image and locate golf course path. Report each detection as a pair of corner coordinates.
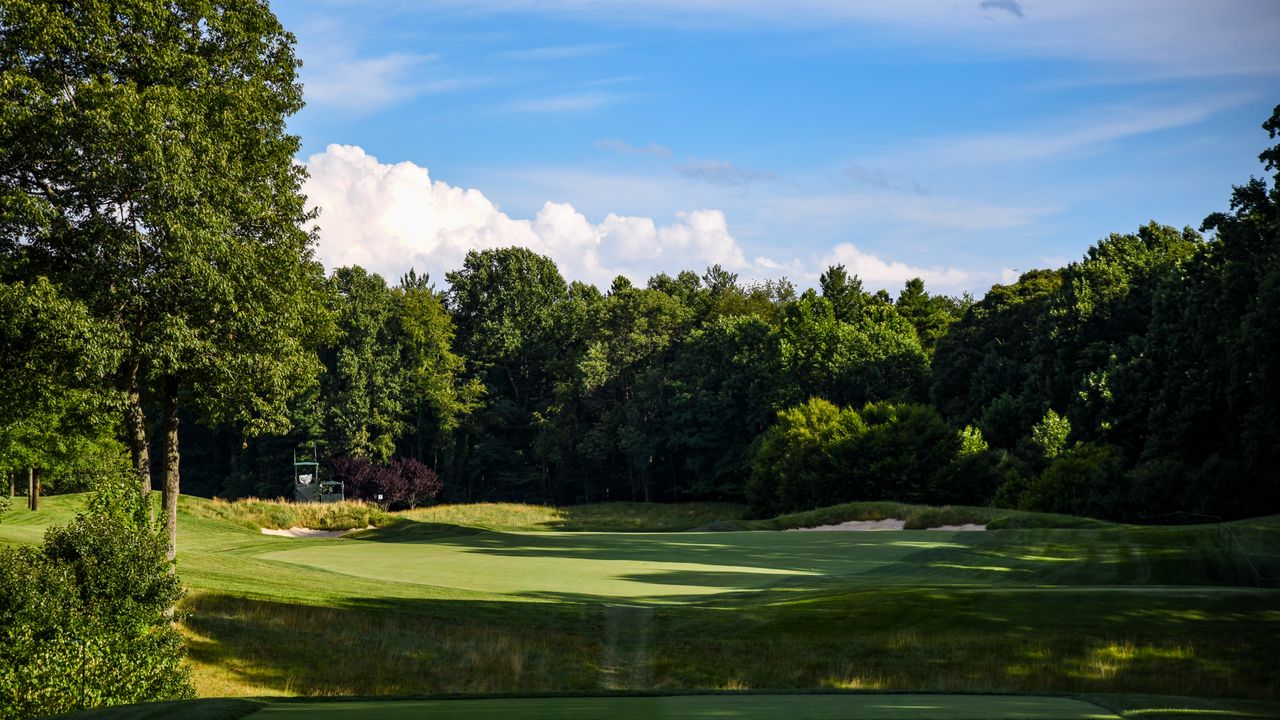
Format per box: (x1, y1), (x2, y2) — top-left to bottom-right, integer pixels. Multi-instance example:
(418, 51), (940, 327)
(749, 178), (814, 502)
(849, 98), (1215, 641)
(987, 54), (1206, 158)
(600, 604), (654, 690)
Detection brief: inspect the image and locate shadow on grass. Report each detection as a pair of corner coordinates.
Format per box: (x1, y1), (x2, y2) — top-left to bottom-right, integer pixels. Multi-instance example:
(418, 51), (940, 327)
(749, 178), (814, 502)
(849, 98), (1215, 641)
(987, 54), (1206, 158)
(646, 587), (1280, 699)
(181, 593), (600, 698)
(348, 520), (1272, 592)
(49, 699), (264, 720)
(179, 583), (1279, 700)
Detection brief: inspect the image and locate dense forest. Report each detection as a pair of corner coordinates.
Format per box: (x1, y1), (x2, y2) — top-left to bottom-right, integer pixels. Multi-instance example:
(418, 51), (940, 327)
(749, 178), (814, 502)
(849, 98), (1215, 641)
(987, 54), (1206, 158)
(184, 115), (1280, 522)
(2, 32), (1277, 523)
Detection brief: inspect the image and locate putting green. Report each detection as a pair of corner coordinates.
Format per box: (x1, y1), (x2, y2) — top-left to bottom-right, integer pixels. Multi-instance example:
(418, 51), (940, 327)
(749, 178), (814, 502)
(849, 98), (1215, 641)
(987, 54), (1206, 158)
(253, 519), (1239, 602)
(256, 528), (975, 601)
(247, 694), (1120, 719)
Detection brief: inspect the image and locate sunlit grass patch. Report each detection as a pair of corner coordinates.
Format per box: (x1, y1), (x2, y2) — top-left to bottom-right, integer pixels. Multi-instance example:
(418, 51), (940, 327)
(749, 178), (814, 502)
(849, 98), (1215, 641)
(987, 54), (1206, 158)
(400, 501), (748, 532)
(179, 593), (597, 697)
(184, 496), (395, 531)
(734, 501), (1115, 531)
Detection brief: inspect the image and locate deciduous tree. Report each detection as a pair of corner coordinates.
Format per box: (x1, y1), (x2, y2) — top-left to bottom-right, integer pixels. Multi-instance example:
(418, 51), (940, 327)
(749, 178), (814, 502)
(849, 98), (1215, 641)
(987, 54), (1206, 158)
(0, 0), (330, 557)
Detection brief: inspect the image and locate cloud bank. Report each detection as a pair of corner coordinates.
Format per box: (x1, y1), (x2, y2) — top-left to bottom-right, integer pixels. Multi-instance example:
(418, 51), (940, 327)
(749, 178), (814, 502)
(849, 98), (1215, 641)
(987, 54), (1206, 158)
(303, 144), (980, 293)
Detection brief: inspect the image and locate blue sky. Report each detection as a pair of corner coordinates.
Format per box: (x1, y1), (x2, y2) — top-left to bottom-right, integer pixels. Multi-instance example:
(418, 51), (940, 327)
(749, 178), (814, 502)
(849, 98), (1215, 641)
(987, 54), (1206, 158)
(276, 0), (1280, 295)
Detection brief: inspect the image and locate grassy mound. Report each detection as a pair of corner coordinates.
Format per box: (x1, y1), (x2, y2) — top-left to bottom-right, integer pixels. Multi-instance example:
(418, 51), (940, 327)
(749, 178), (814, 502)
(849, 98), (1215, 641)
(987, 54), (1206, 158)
(400, 501), (749, 532)
(726, 501), (1115, 531)
(53, 494), (1112, 535)
(185, 497), (396, 531)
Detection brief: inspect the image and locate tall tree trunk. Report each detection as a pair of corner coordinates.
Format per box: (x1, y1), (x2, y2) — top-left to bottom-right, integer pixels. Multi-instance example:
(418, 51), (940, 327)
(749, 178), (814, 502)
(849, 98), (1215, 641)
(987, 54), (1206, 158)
(162, 375), (180, 561)
(7, 471), (12, 498)
(125, 356), (152, 499)
(27, 467), (37, 511)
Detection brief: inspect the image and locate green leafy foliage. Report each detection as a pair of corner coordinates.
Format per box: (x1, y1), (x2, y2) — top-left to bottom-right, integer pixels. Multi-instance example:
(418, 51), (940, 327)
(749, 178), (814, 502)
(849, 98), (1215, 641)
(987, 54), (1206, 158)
(666, 315), (791, 497)
(447, 248), (569, 499)
(748, 399), (992, 515)
(1029, 409), (1071, 461)
(0, 0), (332, 559)
(0, 278), (123, 485)
(931, 269), (1063, 442)
(0, 485), (191, 719)
(1018, 443), (1128, 518)
(895, 277), (967, 354)
(323, 267), (409, 462)
(1130, 104), (1280, 517)
(748, 398), (864, 515)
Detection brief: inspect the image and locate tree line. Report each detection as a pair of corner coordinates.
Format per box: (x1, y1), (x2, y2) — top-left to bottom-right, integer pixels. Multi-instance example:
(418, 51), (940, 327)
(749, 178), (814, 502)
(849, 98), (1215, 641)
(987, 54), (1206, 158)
(7, 109), (1280, 523)
(161, 102), (1280, 522)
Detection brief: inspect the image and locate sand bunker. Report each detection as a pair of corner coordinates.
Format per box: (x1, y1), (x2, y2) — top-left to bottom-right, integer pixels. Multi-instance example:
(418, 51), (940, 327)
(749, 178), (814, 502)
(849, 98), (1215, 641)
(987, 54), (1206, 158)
(260, 526), (372, 538)
(789, 519), (905, 531)
(788, 519), (986, 532)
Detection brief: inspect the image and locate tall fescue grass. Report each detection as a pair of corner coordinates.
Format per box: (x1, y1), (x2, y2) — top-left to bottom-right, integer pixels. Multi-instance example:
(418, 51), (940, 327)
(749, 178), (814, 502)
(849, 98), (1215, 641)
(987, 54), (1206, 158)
(176, 587), (1280, 701)
(402, 501), (749, 532)
(186, 498), (748, 533)
(181, 594), (597, 697)
(186, 497), (395, 531)
(649, 590), (1279, 700)
(730, 501), (1114, 531)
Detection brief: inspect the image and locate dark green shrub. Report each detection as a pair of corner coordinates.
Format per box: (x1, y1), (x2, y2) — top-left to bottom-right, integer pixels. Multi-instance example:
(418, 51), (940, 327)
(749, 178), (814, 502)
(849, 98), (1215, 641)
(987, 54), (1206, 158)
(747, 398), (864, 515)
(750, 399), (1001, 514)
(0, 506), (192, 718)
(978, 392), (1044, 449)
(854, 402), (961, 503)
(1018, 442), (1127, 517)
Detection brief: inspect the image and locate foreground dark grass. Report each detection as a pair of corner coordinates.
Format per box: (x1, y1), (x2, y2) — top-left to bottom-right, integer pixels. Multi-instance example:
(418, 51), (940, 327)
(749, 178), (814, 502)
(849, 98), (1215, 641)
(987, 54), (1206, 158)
(650, 587), (1279, 695)
(52, 693), (1280, 720)
(54, 693), (1123, 720)
(174, 584), (1279, 699)
(183, 595), (597, 697)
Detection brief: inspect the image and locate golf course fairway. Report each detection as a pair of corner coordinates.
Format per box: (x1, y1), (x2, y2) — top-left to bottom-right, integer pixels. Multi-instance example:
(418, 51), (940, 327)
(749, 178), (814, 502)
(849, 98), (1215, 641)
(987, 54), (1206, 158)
(5, 495), (1278, 717)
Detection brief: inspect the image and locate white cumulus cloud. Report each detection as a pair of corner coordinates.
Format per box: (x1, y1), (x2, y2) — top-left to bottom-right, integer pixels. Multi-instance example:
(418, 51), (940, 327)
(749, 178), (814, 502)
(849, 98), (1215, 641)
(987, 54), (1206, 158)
(820, 243), (974, 291)
(303, 144), (981, 294)
(302, 144), (752, 287)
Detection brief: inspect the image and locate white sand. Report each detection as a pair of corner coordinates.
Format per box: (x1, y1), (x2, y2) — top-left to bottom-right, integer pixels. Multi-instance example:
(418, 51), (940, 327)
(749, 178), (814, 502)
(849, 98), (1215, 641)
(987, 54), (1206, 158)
(787, 519), (987, 532)
(788, 519), (906, 531)
(260, 525), (372, 538)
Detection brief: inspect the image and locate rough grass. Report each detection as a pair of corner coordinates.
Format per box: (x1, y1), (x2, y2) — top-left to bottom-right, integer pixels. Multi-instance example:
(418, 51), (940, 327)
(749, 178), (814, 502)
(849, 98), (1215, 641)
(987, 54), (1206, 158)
(51, 693), (1280, 720)
(725, 501), (1115, 531)
(55, 694), (1129, 720)
(182, 594), (597, 697)
(400, 501), (748, 532)
(649, 588), (1280, 698)
(185, 497), (396, 531)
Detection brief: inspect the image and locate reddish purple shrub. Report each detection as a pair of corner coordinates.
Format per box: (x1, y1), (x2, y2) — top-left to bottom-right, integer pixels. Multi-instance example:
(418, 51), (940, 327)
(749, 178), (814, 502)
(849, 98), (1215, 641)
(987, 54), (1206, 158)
(390, 457), (443, 508)
(329, 456), (443, 508)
